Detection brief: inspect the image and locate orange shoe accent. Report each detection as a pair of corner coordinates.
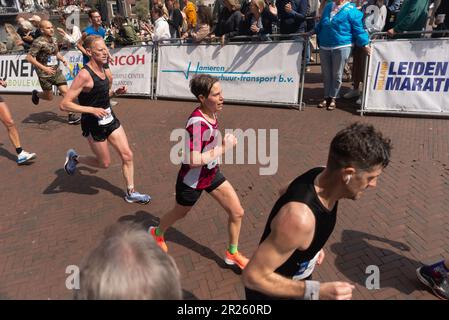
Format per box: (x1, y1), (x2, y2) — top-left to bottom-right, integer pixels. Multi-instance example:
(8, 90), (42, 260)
(224, 250), (249, 270)
(149, 226), (168, 253)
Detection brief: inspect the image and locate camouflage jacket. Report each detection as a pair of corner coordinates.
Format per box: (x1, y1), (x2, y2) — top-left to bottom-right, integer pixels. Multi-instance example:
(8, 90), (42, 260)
(29, 36), (60, 76)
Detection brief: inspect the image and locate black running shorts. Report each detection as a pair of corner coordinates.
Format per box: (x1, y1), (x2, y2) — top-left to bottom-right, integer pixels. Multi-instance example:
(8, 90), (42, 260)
(81, 113), (121, 142)
(175, 171), (226, 207)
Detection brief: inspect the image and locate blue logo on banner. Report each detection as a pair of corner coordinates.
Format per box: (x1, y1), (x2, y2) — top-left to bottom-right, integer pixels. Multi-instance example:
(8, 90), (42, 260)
(162, 62), (251, 79)
(373, 61), (449, 92)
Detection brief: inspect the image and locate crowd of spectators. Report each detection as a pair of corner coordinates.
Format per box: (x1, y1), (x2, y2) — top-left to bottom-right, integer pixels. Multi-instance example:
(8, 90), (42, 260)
(1, 0), (447, 55)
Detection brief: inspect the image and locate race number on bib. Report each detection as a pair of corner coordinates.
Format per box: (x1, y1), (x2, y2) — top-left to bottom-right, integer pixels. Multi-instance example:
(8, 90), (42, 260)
(97, 107), (114, 126)
(47, 55), (58, 66)
(207, 158), (218, 169)
(292, 252), (320, 281)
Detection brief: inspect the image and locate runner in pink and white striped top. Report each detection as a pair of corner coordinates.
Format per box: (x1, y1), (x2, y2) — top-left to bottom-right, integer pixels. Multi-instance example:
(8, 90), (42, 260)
(150, 74), (250, 270)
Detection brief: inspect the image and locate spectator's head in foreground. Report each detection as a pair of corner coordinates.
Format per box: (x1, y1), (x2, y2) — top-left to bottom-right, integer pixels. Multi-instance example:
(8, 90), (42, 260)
(75, 222), (183, 300)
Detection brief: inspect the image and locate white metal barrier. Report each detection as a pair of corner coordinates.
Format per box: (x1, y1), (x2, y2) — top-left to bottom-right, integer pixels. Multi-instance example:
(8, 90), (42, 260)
(0, 37), (309, 109)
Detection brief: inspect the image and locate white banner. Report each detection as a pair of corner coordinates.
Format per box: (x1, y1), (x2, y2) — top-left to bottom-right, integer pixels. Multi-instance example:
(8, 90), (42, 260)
(61, 46), (153, 95)
(364, 39), (449, 113)
(60, 50), (83, 88)
(108, 46), (153, 95)
(0, 46), (153, 95)
(0, 53), (41, 92)
(156, 42), (303, 105)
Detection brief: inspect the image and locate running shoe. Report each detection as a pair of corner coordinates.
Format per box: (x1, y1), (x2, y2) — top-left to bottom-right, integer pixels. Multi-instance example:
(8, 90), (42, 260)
(68, 113), (81, 125)
(416, 265), (449, 300)
(224, 250), (249, 270)
(124, 191), (151, 204)
(17, 150), (36, 165)
(149, 226), (168, 252)
(64, 149), (78, 175)
(31, 90), (39, 105)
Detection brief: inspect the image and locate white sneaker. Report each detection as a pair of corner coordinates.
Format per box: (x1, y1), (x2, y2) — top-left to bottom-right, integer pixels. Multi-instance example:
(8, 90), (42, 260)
(110, 100), (119, 107)
(356, 97), (362, 105)
(343, 89), (360, 99)
(17, 151), (36, 165)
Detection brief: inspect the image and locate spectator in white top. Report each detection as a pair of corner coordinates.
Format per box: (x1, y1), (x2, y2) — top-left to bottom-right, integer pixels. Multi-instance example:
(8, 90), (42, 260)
(57, 13), (82, 49)
(151, 6), (171, 42)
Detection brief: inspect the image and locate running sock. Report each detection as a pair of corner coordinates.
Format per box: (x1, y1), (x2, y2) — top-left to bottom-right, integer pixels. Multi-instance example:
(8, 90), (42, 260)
(228, 244), (238, 255)
(155, 227), (164, 237)
(16, 147), (23, 155)
(429, 260), (449, 273)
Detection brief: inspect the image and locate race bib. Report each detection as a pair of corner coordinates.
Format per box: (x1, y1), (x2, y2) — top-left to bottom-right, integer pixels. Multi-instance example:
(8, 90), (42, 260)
(292, 252), (320, 281)
(47, 55), (58, 66)
(207, 158), (218, 170)
(97, 107), (114, 126)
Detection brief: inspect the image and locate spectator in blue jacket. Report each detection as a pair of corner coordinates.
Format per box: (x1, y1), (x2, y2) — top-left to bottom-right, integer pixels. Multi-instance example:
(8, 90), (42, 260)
(314, 0), (370, 110)
(276, 0), (308, 37)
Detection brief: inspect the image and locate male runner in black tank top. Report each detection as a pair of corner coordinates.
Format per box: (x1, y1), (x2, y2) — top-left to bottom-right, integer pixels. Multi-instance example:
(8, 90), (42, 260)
(243, 123), (392, 300)
(59, 35), (151, 204)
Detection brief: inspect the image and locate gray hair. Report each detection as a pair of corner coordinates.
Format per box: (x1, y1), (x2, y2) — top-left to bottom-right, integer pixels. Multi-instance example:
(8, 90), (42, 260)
(75, 222), (183, 300)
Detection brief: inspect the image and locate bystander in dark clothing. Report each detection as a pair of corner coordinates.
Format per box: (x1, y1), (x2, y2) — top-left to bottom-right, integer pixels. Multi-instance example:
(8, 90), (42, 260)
(392, 0), (429, 38)
(167, 4), (183, 38)
(214, 0), (243, 41)
(383, 0), (403, 31)
(240, 0), (278, 41)
(276, 0), (308, 35)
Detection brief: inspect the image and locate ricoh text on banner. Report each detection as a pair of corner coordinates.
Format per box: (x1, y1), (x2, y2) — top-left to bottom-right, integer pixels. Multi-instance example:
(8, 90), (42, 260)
(61, 46), (153, 95)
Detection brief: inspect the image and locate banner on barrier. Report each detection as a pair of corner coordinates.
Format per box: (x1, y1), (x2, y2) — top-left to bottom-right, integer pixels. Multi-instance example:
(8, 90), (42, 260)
(0, 53), (40, 92)
(62, 46), (153, 95)
(156, 42), (303, 105)
(0, 46), (153, 95)
(365, 39), (449, 113)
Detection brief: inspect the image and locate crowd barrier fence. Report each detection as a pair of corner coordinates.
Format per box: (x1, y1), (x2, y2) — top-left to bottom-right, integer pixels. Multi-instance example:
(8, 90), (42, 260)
(5, 30), (448, 115)
(0, 35), (307, 110)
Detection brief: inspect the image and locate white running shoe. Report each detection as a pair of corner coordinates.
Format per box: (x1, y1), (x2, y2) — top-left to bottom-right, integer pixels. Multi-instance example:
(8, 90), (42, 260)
(17, 151), (36, 165)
